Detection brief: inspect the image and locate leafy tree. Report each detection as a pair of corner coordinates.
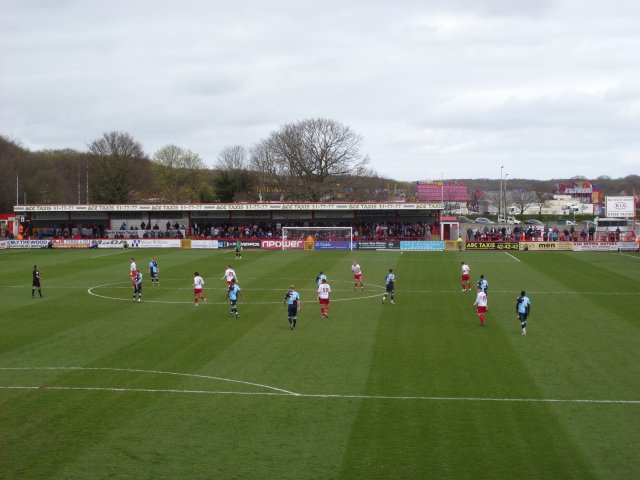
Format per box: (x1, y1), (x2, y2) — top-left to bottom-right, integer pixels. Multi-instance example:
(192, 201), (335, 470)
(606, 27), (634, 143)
(152, 144), (206, 202)
(0, 136), (25, 210)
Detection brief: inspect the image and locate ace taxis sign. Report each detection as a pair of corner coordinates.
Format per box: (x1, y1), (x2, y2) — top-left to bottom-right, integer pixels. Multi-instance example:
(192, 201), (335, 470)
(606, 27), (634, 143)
(465, 242), (519, 251)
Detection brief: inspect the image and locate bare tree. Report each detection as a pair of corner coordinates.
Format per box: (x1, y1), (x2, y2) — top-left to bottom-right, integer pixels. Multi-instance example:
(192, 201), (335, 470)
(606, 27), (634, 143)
(249, 139), (282, 201)
(212, 145), (253, 202)
(536, 192), (554, 215)
(264, 118), (371, 201)
(217, 145), (248, 171)
(88, 132), (149, 203)
(480, 191), (500, 215)
(511, 190), (539, 215)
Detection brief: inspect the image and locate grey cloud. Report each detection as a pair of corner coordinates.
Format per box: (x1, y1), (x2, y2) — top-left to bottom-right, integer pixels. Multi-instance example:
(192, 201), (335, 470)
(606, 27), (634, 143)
(1, 0), (639, 180)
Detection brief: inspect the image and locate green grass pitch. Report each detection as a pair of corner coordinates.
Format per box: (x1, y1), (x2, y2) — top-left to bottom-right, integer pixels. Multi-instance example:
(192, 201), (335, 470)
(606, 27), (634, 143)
(1, 247), (639, 479)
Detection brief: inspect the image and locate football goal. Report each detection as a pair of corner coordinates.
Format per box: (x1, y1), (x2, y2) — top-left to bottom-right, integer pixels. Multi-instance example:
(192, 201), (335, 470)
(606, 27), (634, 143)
(281, 226), (354, 250)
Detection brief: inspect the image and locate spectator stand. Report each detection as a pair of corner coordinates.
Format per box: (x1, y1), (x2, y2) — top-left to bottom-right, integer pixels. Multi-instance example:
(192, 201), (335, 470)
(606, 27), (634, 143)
(14, 202), (446, 240)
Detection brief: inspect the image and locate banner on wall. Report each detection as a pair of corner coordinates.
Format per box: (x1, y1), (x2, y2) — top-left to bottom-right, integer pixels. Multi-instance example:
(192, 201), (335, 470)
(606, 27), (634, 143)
(519, 242), (573, 251)
(618, 242), (639, 251)
(400, 241), (445, 251)
(8, 239), (50, 248)
(129, 239), (181, 248)
(191, 240), (220, 249)
(52, 239), (89, 248)
(604, 196), (635, 218)
(465, 242), (519, 251)
(261, 239), (304, 249)
(217, 240), (262, 249)
(572, 242), (620, 251)
(314, 240), (352, 250)
(356, 241), (400, 250)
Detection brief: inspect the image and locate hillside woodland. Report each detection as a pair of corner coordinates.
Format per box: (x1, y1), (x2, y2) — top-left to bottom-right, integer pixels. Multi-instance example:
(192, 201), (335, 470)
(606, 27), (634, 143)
(1, 134), (638, 213)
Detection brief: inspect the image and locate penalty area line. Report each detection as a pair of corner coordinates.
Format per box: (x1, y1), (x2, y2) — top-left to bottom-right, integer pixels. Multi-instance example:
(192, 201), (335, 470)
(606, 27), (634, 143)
(505, 252), (521, 262)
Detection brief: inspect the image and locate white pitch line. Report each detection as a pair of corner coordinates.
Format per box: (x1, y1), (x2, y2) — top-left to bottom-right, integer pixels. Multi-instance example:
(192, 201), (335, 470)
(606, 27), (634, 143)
(0, 385), (638, 405)
(1, 366), (638, 405)
(620, 253), (640, 261)
(505, 252), (521, 262)
(89, 251), (128, 259)
(86, 280), (386, 305)
(0, 366), (297, 395)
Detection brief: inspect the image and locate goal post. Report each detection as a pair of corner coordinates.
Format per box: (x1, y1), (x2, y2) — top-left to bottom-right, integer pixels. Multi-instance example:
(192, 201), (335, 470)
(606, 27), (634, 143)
(281, 226), (354, 251)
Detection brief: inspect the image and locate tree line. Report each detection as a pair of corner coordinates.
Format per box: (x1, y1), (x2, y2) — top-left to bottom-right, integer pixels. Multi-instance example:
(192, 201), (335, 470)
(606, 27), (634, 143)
(1, 117), (638, 213)
(0, 118), (400, 212)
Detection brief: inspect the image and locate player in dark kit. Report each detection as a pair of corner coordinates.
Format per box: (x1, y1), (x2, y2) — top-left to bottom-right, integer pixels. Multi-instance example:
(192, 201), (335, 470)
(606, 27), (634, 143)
(284, 285), (301, 330)
(382, 269), (395, 304)
(148, 258), (159, 286)
(131, 270), (143, 303)
(32, 265), (43, 299)
(477, 274), (488, 294)
(516, 291), (531, 335)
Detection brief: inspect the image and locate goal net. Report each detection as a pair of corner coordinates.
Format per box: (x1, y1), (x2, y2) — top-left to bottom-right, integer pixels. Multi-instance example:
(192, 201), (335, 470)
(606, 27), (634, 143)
(281, 226), (353, 251)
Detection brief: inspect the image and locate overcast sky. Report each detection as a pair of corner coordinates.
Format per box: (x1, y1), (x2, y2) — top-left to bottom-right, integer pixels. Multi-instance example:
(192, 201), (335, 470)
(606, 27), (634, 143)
(1, 0), (639, 181)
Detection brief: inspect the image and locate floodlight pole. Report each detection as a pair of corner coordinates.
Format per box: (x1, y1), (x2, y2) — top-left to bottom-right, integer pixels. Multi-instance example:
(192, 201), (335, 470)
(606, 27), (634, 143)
(504, 173), (509, 218)
(499, 166), (504, 219)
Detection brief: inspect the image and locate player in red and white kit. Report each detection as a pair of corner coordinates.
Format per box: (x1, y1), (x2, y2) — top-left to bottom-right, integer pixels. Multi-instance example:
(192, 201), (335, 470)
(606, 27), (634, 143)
(351, 261), (364, 291)
(221, 265), (237, 287)
(317, 278), (332, 318)
(193, 272), (207, 306)
(473, 286), (488, 326)
(460, 261), (471, 292)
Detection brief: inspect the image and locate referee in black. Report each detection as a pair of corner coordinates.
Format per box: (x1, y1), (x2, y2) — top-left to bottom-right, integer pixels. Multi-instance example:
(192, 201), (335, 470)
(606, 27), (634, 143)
(32, 265), (43, 299)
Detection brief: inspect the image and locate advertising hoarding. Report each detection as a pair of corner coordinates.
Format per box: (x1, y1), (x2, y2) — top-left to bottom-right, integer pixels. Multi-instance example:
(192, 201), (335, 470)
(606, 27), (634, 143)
(605, 196), (635, 218)
(519, 242), (573, 251)
(465, 242), (520, 251)
(356, 241), (400, 250)
(400, 241), (445, 251)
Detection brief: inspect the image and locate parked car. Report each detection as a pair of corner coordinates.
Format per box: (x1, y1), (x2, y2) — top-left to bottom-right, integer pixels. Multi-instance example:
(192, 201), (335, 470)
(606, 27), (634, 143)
(498, 215), (520, 224)
(458, 215), (472, 223)
(555, 219), (576, 226)
(474, 217), (495, 224)
(523, 219), (544, 226)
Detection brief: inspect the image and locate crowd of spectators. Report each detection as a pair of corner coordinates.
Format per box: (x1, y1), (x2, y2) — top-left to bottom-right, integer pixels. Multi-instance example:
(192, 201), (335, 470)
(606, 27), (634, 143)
(5, 219), (635, 243)
(465, 224), (635, 242)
